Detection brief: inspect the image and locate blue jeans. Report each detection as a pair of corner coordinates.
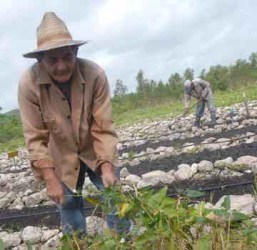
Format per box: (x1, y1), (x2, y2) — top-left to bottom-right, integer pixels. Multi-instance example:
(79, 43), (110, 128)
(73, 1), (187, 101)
(59, 161), (130, 235)
(195, 96), (216, 118)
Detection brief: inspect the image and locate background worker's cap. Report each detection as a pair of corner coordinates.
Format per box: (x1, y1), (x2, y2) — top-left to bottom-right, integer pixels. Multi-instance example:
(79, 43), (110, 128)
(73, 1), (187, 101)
(191, 78), (201, 84)
(184, 80), (192, 93)
(23, 12), (89, 58)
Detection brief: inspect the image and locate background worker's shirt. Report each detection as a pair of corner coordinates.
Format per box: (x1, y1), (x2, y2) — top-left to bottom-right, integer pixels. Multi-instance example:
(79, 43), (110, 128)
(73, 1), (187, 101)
(184, 78), (213, 109)
(18, 58), (119, 190)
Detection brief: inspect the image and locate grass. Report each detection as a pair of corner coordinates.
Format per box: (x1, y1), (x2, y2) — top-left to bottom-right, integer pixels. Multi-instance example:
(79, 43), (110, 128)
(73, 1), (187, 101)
(0, 138), (25, 153)
(113, 101), (184, 127)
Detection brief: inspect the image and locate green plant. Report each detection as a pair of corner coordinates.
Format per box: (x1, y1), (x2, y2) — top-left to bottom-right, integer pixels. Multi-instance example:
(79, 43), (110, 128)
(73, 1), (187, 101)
(60, 186), (257, 250)
(0, 239), (4, 250)
(127, 151), (135, 160)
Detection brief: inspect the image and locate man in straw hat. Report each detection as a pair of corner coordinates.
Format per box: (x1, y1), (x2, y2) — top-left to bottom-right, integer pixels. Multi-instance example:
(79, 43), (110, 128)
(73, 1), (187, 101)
(184, 78), (217, 127)
(18, 12), (130, 235)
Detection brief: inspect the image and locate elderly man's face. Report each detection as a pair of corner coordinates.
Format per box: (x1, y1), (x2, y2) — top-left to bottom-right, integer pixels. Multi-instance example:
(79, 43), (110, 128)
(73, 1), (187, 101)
(41, 46), (77, 83)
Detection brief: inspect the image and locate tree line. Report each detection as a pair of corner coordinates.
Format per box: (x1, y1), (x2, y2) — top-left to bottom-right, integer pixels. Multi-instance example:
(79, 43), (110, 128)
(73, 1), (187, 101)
(112, 52), (257, 115)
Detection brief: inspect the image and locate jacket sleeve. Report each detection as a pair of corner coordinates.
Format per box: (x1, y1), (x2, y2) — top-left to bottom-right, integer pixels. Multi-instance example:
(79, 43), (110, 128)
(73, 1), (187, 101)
(184, 92), (191, 109)
(90, 71), (119, 170)
(199, 79), (211, 99)
(18, 71), (54, 179)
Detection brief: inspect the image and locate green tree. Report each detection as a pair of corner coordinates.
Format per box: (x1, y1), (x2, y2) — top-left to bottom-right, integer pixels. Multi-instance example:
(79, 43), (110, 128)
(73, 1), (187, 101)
(205, 65), (229, 91)
(168, 73), (182, 86)
(113, 79), (128, 97)
(249, 52), (257, 68)
(168, 73), (183, 98)
(183, 68), (194, 81)
(199, 69), (206, 79)
(136, 70), (145, 94)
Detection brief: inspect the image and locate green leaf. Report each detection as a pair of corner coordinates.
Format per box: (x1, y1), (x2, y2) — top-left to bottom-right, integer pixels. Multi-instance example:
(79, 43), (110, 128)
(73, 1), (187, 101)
(184, 189), (205, 198)
(194, 237), (211, 250)
(221, 195), (230, 210)
(213, 208), (230, 218)
(231, 210), (249, 221)
(195, 216), (207, 224)
(0, 239), (4, 250)
(147, 186), (167, 207)
(26, 241), (33, 250)
(101, 239), (118, 249)
(85, 196), (100, 206)
(160, 197), (176, 209)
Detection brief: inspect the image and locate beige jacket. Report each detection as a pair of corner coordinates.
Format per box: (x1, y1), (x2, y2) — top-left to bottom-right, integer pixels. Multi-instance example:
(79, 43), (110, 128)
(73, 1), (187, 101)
(18, 58), (119, 190)
(184, 78), (213, 108)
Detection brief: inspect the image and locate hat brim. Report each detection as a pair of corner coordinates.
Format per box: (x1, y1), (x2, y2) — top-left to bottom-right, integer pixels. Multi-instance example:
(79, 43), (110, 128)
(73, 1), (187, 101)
(23, 40), (89, 58)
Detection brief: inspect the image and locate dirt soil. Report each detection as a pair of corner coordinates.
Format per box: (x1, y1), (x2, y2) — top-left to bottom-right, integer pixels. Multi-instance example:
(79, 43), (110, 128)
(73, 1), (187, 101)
(125, 141), (257, 176)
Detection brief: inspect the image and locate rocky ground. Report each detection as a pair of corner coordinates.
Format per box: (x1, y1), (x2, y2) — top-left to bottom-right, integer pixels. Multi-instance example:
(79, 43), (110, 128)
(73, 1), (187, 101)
(1, 101), (257, 249)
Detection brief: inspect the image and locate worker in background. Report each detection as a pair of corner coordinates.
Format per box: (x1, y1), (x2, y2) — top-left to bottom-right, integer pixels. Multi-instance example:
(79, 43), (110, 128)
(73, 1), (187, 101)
(184, 78), (217, 127)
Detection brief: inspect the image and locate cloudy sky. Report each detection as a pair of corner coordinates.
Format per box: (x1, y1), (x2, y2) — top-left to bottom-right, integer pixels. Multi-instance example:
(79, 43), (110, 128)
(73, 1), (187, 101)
(1, 0), (257, 112)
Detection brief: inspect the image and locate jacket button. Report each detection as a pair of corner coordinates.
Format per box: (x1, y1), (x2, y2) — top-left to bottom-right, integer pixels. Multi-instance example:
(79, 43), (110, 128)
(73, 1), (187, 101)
(75, 167), (78, 170)
(67, 115), (71, 119)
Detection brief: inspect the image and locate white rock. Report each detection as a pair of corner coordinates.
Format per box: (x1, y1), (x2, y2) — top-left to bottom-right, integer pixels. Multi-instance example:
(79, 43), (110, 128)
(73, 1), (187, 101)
(142, 170), (173, 185)
(22, 226), (42, 244)
(42, 229), (59, 242)
(0, 191), (7, 199)
(0, 175), (8, 186)
(0, 191), (16, 208)
(202, 143), (220, 151)
(174, 164), (193, 181)
(202, 137), (216, 144)
(137, 180), (153, 189)
(234, 155), (257, 169)
(198, 160), (213, 172)
(44, 234), (61, 249)
(24, 192), (45, 207)
(182, 143), (196, 153)
(128, 158), (141, 167)
(8, 197), (24, 210)
(191, 163), (198, 175)
(125, 174), (142, 185)
(216, 138), (230, 147)
(142, 170), (165, 180)
(86, 216), (107, 237)
(214, 157), (233, 169)
(2, 232), (21, 248)
(215, 194), (255, 216)
(120, 167), (130, 178)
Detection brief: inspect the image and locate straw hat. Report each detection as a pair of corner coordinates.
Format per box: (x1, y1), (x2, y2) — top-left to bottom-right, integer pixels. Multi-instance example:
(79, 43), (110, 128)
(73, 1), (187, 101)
(23, 12), (88, 58)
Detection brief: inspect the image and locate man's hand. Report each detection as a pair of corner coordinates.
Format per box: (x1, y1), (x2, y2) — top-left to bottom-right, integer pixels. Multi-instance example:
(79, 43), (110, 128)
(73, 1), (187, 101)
(41, 168), (64, 204)
(100, 162), (119, 187)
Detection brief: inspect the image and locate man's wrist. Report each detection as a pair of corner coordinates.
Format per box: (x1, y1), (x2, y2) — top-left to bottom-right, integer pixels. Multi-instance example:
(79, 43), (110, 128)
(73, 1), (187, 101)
(100, 162), (113, 176)
(32, 159), (54, 169)
(41, 168), (57, 182)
